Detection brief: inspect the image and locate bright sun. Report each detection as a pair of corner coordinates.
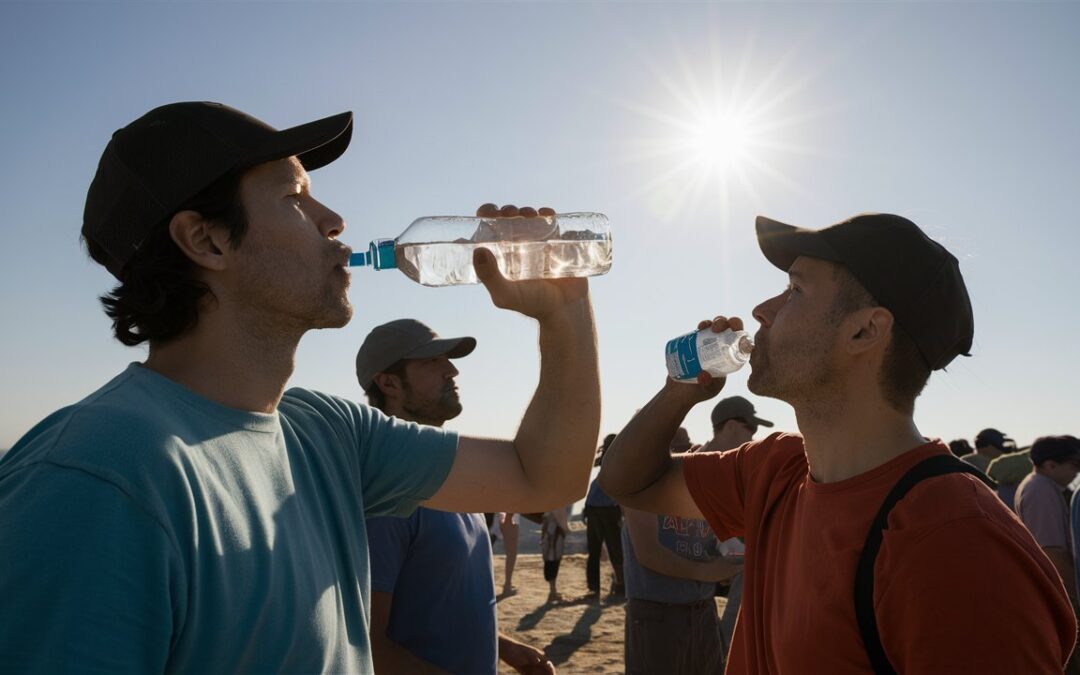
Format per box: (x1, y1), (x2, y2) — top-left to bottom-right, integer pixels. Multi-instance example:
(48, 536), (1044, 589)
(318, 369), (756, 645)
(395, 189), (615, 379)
(686, 110), (756, 174)
(609, 34), (818, 225)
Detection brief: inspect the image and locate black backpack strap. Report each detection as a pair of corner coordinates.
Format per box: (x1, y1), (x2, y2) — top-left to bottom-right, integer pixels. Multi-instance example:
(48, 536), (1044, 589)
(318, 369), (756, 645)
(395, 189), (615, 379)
(855, 454), (995, 675)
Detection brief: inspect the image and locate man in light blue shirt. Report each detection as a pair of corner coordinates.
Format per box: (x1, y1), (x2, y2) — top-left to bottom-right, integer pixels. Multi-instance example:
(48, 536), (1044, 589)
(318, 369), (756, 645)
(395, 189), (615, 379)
(0, 102), (600, 673)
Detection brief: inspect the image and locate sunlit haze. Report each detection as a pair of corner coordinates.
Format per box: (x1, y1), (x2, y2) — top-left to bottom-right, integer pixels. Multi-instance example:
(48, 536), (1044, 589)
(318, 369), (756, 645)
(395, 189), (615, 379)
(1, 3), (1077, 454)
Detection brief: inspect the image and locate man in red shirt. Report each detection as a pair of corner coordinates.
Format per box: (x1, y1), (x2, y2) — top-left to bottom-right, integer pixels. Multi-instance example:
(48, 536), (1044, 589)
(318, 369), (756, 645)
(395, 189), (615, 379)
(598, 213), (1075, 673)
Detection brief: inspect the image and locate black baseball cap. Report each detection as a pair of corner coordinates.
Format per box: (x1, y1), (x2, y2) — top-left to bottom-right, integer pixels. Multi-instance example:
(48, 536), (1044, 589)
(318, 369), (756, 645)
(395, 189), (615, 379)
(756, 213), (974, 371)
(83, 101), (353, 279)
(711, 396), (774, 431)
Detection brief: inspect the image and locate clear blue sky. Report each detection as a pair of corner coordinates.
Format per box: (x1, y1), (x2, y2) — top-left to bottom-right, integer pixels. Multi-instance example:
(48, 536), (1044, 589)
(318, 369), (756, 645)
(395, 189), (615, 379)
(1, 1), (1078, 451)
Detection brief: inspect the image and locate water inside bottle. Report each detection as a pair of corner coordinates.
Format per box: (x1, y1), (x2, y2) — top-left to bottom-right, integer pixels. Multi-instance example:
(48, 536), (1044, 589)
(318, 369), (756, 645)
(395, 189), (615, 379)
(396, 239), (613, 287)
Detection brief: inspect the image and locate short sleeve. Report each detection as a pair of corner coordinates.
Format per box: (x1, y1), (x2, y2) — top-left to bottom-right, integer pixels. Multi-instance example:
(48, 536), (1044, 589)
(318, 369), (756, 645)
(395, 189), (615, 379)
(0, 464), (183, 673)
(279, 390), (458, 519)
(683, 447), (748, 541)
(876, 516), (1075, 674)
(366, 513), (417, 594)
(356, 407), (458, 518)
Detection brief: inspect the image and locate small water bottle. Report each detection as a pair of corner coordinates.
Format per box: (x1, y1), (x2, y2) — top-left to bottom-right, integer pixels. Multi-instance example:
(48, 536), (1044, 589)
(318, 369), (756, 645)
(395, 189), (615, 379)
(665, 328), (754, 381)
(349, 212), (612, 287)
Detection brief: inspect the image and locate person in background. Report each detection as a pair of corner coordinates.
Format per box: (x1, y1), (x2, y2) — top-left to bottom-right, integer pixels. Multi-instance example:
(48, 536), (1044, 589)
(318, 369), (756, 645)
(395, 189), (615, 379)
(960, 428), (1011, 473)
(1016, 435), (1080, 674)
(360, 319), (552, 675)
(701, 396), (773, 658)
(620, 428), (741, 675)
(541, 506), (572, 604)
(988, 445), (1034, 511)
(497, 512), (521, 596)
(948, 438), (973, 458)
(584, 434), (625, 598)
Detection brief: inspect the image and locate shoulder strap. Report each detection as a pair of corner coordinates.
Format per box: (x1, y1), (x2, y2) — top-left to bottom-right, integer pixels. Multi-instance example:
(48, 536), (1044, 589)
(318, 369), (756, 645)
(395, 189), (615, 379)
(855, 454), (995, 675)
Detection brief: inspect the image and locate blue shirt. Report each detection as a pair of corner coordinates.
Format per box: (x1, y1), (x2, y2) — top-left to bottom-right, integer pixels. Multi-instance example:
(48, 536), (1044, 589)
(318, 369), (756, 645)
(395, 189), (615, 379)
(367, 508), (496, 674)
(0, 363), (457, 674)
(585, 476), (616, 507)
(623, 514), (720, 604)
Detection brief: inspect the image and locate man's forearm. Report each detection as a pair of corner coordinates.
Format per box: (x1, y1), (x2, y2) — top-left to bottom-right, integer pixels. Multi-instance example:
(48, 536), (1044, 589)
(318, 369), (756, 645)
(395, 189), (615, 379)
(372, 633), (448, 675)
(513, 296), (600, 507)
(598, 385), (694, 498)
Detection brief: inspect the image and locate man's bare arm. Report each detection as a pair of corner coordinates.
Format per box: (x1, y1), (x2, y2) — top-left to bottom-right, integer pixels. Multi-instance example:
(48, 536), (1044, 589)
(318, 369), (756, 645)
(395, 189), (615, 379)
(425, 244), (600, 514)
(624, 507), (742, 582)
(597, 317), (740, 517)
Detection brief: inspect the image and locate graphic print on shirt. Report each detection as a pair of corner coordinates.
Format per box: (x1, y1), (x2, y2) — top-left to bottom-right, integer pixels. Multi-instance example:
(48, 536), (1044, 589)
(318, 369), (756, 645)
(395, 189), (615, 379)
(658, 515), (720, 561)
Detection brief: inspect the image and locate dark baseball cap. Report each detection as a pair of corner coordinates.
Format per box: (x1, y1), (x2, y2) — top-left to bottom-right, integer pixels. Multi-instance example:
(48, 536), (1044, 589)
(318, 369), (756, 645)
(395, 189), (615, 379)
(83, 101), (353, 279)
(711, 396), (774, 430)
(756, 213), (974, 371)
(1029, 435), (1080, 466)
(356, 319), (476, 392)
(975, 428), (1011, 450)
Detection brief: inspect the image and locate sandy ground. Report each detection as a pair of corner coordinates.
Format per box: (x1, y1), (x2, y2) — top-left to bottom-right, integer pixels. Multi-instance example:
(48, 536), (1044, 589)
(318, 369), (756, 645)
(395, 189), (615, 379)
(492, 519), (729, 674)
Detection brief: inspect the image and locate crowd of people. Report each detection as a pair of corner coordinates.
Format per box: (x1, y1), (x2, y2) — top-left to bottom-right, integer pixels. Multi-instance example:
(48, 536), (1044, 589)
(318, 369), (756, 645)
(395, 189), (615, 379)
(0, 99), (1077, 675)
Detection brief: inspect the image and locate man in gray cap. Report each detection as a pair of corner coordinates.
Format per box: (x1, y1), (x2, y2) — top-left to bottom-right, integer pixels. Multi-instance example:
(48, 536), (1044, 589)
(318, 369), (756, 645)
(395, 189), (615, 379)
(701, 396), (774, 455)
(358, 319), (552, 675)
(0, 102), (599, 673)
(701, 396), (773, 659)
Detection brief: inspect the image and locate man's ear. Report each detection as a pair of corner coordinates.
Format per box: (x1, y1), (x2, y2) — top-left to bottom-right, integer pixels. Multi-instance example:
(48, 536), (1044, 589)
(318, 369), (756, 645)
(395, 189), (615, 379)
(372, 372), (404, 400)
(847, 306), (895, 357)
(168, 210), (230, 271)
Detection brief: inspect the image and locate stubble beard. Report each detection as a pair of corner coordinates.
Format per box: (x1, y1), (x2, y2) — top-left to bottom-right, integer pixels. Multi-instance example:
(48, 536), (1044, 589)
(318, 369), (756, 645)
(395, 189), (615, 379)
(403, 386), (463, 426)
(239, 243), (353, 332)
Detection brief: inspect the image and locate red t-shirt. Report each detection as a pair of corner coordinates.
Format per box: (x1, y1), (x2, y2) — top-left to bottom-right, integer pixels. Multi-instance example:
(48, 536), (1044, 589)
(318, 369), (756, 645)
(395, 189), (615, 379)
(684, 432), (1075, 674)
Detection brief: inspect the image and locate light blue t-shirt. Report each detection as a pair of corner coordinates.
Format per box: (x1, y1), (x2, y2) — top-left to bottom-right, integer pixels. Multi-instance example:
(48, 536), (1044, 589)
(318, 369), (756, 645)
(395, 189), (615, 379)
(367, 508), (497, 674)
(623, 514), (720, 604)
(0, 363), (457, 674)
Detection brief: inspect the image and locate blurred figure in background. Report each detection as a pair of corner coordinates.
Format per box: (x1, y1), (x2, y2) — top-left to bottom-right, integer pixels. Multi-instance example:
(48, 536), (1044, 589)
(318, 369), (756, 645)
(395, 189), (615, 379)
(948, 438), (973, 458)
(988, 445), (1034, 512)
(584, 434), (625, 598)
(541, 506), (572, 604)
(620, 428), (741, 675)
(960, 428), (1011, 474)
(1016, 435), (1080, 674)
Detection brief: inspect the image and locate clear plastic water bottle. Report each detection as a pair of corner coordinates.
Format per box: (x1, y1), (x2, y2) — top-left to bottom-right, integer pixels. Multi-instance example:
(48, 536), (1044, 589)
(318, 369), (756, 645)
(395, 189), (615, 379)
(349, 212), (612, 287)
(665, 328), (754, 381)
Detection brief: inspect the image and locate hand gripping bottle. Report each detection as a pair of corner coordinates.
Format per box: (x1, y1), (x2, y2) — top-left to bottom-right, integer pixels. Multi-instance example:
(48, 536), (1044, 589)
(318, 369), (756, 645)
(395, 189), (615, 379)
(349, 212), (612, 287)
(665, 328), (754, 381)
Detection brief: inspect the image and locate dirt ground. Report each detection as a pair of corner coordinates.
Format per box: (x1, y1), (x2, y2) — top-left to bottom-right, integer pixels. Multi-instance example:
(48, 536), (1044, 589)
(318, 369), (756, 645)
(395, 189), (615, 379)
(492, 520), (729, 674)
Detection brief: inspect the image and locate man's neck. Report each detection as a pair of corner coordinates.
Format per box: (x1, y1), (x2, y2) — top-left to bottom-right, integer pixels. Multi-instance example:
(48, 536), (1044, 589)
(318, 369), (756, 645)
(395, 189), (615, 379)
(144, 309), (302, 414)
(794, 389), (926, 484)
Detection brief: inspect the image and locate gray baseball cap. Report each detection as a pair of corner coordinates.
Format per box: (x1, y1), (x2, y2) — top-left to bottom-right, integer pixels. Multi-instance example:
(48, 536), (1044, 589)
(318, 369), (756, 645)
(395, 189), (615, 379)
(711, 396), (774, 430)
(355, 319), (476, 392)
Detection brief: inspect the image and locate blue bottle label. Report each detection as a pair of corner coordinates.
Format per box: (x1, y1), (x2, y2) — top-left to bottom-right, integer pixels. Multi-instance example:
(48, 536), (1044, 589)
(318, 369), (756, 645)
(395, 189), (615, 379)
(665, 331), (701, 380)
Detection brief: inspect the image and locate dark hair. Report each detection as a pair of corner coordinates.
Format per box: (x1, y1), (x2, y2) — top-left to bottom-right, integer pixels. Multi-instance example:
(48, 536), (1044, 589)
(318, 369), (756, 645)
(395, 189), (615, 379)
(948, 439), (973, 457)
(830, 265), (931, 415)
(85, 169), (249, 346)
(595, 433), (618, 467)
(365, 359), (409, 413)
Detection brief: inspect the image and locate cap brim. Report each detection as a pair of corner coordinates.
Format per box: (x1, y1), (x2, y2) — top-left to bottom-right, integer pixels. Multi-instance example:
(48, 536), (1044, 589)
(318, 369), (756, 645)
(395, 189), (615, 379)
(243, 111), (353, 171)
(755, 215), (844, 272)
(403, 336), (477, 360)
(750, 415), (774, 428)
